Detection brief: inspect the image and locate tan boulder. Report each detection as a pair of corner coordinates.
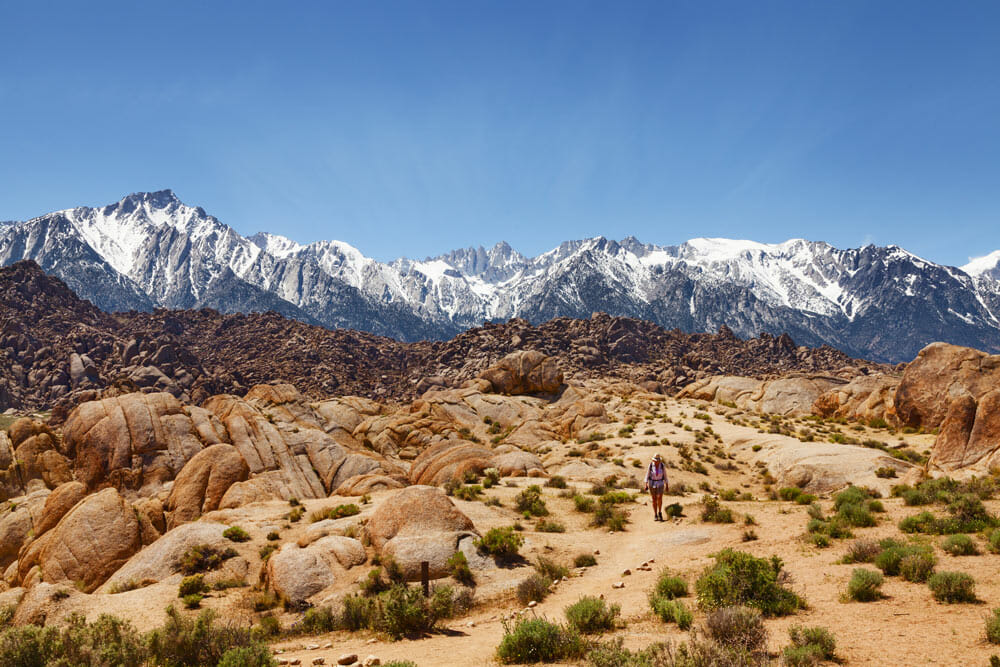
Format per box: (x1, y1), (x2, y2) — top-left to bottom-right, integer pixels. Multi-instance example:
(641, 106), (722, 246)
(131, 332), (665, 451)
(895, 342), (1000, 428)
(265, 536), (366, 604)
(334, 473), (406, 496)
(0, 420), (72, 500)
(7, 418), (55, 449)
(101, 521), (232, 591)
(164, 444), (249, 529)
(19, 487), (142, 592)
(680, 375), (845, 416)
(478, 351), (564, 395)
(408, 440), (493, 486)
(812, 374), (900, 423)
(33, 481), (87, 538)
(491, 449), (546, 478)
(0, 488), (50, 570)
(61, 392), (228, 493)
(365, 487), (477, 578)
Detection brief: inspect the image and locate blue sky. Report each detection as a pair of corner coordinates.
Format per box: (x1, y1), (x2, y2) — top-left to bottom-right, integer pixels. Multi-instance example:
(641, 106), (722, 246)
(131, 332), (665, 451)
(1, 1), (998, 265)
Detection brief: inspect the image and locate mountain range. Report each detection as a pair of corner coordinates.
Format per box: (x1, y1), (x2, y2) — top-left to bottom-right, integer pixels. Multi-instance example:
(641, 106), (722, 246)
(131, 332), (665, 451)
(2, 189), (999, 362)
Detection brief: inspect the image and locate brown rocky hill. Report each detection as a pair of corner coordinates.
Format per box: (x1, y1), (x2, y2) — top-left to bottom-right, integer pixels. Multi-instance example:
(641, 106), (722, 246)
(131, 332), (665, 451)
(1, 260), (883, 416)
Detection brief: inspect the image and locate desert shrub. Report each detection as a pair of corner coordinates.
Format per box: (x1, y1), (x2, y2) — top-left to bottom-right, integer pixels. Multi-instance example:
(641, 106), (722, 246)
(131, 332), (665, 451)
(574, 553), (597, 568)
(545, 475), (568, 489)
(340, 595), (375, 631)
(299, 606), (337, 634)
(453, 484), (483, 501)
(495, 617), (585, 664)
(372, 584), (444, 639)
(874, 541), (934, 577)
(476, 526), (524, 560)
(515, 485), (549, 517)
(986, 608), (1000, 644)
(360, 568), (392, 596)
(808, 533), (830, 548)
(254, 614), (281, 638)
(703, 606), (768, 655)
(592, 504), (628, 531)
(695, 549), (804, 616)
(288, 507), (303, 522)
(258, 544), (278, 561)
(842, 539), (881, 564)
(837, 502), (876, 528)
(806, 503), (824, 520)
(785, 625), (836, 663)
(178, 574), (207, 598)
(222, 526), (250, 542)
(573, 495), (596, 513)
(846, 568), (883, 602)
(483, 468), (501, 488)
(942, 534), (979, 556)
(899, 511), (939, 534)
(701, 495), (734, 523)
(181, 593), (203, 610)
(928, 571), (977, 603)
(900, 551), (937, 583)
(147, 606), (262, 667)
(0, 613), (149, 667)
(217, 644), (276, 667)
(652, 571), (689, 600)
(989, 529), (1000, 554)
(251, 591), (280, 612)
(875, 467), (897, 479)
(650, 598), (693, 630)
(565, 596), (620, 633)
(795, 493), (818, 506)
(536, 519), (565, 533)
(517, 573), (553, 605)
(0, 605), (13, 629)
(178, 544), (237, 574)
(779, 487), (803, 501)
(599, 490), (633, 505)
(447, 551), (475, 587)
(310, 503), (361, 522)
(535, 556), (569, 581)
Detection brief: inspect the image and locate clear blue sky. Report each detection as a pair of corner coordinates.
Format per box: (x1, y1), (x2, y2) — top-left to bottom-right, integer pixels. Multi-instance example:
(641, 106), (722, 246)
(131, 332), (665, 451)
(2, 1), (998, 265)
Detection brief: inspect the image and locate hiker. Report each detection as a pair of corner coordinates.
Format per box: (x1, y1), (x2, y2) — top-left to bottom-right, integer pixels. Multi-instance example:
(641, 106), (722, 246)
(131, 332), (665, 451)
(644, 453), (668, 521)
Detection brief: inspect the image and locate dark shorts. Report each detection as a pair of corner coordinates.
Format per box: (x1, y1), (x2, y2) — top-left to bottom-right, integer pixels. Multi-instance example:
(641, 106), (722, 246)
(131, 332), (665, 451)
(649, 480), (665, 493)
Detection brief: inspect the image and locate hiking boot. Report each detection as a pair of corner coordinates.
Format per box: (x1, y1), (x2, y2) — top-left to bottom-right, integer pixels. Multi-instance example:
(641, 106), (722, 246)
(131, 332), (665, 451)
(657, 512), (664, 521)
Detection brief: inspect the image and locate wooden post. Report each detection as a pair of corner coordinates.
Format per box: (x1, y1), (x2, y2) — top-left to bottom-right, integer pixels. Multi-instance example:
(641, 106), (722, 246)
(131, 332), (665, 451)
(421, 561), (430, 597)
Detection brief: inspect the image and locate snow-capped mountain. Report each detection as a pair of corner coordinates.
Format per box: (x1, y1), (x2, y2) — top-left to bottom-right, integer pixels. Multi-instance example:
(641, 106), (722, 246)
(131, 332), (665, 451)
(2, 190), (999, 362)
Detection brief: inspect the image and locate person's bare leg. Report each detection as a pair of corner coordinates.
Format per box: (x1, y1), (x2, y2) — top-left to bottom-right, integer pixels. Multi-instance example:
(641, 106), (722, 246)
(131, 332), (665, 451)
(652, 491), (663, 518)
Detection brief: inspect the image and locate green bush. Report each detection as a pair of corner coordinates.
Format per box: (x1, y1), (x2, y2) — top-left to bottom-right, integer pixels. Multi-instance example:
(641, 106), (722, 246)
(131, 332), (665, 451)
(695, 549), (804, 616)
(928, 571), (977, 603)
(592, 504), (628, 531)
(785, 625), (836, 663)
(255, 614), (281, 638)
(476, 526), (524, 560)
(652, 571), (689, 600)
(574, 553), (597, 568)
(453, 484), (483, 501)
(783, 644), (826, 666)
(535, 556), (569, 581)
(703, 606), (768, 655)
(899, 511), (939, 534)
(182, 593), (203, 609)
(178, 574), (207, 598)
(341, 595), (375, 631)
(0, 614), (148, 667)
(0, 605), (13, 629)
(778, 487), (803, 501)
(536, 519), (565, 533)
(986, 608), (1000, 644)
(310, 503), (361, 522)
(846, 569), (883, 602)
(701, 496), (735, 523)
(222, 526), (250, 542)
(545, 475), (568, 489)
(218, 644), (277, 667)
(599, 490), (633, 505)
(900, 551), (937, 583)
(147, 606), (263, 667)
(515, 485), (549, 517)
(573, 495), (596, 513)
(650, 598), (693, 630)
(447, 551), (475, 587)
(373, 584), (444, 639)
(178, 544), (238, 574)
(299, 606), (338, 634)
(942, 534), (979, 556)
(564, 596), (620, 633)
(874, 541), (934, 577)
(989, 529), (1000, 554)
(516, 573), (552, 606)
(901, 494), (998, 534)
(495, 617), (585, 664)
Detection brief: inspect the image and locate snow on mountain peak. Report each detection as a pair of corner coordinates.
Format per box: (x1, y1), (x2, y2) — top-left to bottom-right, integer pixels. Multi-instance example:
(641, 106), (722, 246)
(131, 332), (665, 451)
(963, 250), (1000, 278)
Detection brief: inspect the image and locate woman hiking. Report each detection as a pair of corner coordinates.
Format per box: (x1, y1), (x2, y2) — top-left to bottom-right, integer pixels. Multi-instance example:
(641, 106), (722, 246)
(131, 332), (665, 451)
(644, 453), (668, 521)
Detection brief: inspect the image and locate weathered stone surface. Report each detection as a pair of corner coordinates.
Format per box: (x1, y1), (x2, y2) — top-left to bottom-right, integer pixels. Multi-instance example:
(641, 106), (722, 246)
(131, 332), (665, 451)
(164, 444), (249, 529)
(491, 449), (546, 478)
(61, 392), (228, 492)
(478, 350), (563, 395)
(679, 375), (845, 416)
(33, 481), (87, 538)
(19, 488), (142, 592)
(812, 374), (900, 423)
(101, 521), (231, 591)
(895, 342), (1000, 428)
(408, 440), (493, 486)
(265, 536), (366, 604)
(334, 473), (405, 496)
(0, 489), (50, 570)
